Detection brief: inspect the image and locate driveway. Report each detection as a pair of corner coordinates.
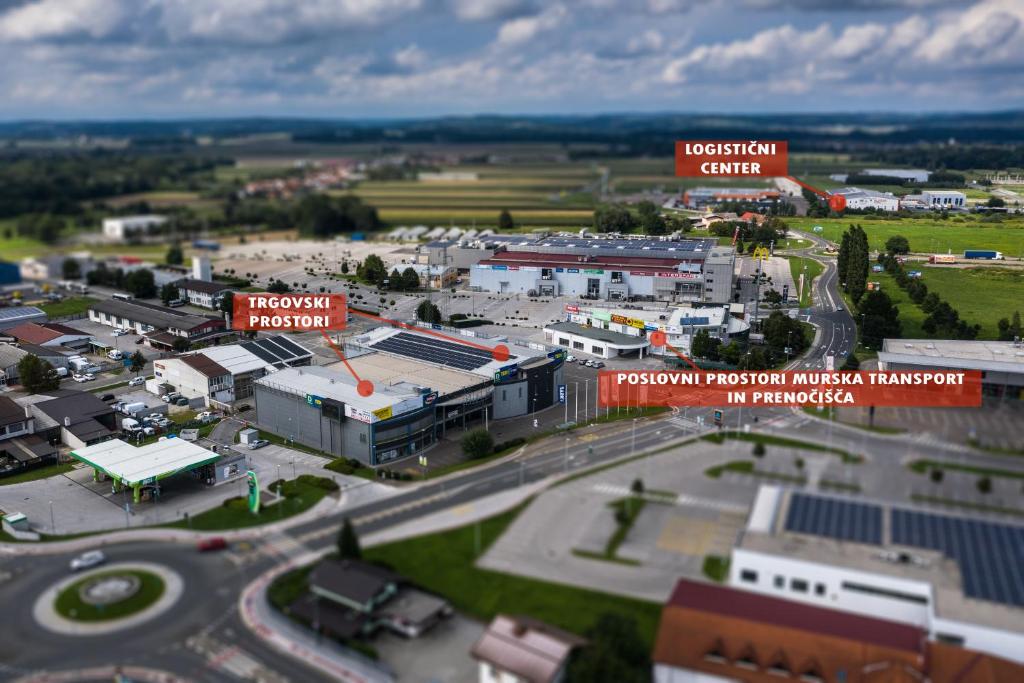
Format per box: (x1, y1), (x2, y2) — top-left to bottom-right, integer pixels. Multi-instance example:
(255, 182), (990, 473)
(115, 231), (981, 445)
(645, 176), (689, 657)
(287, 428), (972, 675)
(373, 614), (482, 683)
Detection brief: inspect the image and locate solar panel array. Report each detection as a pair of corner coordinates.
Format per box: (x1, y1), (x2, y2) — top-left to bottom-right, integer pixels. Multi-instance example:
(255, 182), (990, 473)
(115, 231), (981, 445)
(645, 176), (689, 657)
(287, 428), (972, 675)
(370, 332), (512, 371)
(784, 493), (883, 545)
(891, 509), (1024, 607)
(241, 335), (312, 366)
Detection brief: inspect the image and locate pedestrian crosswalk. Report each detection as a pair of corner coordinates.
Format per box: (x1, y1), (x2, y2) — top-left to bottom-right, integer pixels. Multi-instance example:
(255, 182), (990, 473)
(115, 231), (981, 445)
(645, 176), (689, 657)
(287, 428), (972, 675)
(186, 634), (289, 683)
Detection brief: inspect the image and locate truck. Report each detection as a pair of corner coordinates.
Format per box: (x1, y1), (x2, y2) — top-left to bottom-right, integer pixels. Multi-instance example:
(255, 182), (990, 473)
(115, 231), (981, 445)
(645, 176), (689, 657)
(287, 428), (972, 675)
(121, 401), (148, 417)
(964, 250), (1003, 260)
(929, 254), (956, 264)
(106, 349), (123, 361)
(68, 357), (101, 374)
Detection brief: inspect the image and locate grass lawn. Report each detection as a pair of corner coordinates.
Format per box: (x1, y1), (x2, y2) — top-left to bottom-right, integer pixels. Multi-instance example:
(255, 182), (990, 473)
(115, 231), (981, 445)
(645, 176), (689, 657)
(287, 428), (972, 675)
(0, 462), (75, 486)
(704, 460), (805, 484)
(165, 475), (336, 531)
(911, 267), (1023, 339)
(787, 257), (824, 308)
(786, 215), (1024, 256)
(702, 431), (861, 463)
(909, 459), (1024, 480)
(0, 234), (48, 259)
(54, 569), (165, 621)
(364, 503), (664, 646)
(38, 296), (97, 318)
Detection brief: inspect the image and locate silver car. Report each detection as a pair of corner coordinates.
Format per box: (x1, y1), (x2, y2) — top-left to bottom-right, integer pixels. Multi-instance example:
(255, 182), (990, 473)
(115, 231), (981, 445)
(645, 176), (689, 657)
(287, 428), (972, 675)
(69, 550), (106, 572)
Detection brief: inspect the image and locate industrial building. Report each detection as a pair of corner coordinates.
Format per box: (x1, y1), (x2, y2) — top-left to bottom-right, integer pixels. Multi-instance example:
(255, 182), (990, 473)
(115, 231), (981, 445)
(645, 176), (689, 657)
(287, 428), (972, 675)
(682, 187), (781, 210)
(725, 485), (1024, 665)
(902, 191), (967, 210)
(417, 239), (496, 271)
(6, 322), (92, 352)
(173, 278), (232, 309)
(556, 303), (749, 356)
(88, 299), (226, 350)
(253, 326), (565, 466)
(470, 236), (735, 304)
(102, 214), (167, 240)
(878, 339), (1024, 400)
(829, 187), (901, 212)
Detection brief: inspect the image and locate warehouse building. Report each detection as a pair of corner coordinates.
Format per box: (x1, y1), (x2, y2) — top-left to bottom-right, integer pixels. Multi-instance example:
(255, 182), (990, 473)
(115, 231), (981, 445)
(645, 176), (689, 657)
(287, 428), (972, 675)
(470, 237), (734, 304)
(878, 338), (1024, 400)
(682, 187), (781, 210)
(253, 327), (565, 466)
(416, 239), (496, 271)
(829, 186), (901, 212)
(904, 190), (968, 210)
(6, 322), (92, 352)
(726, 485), (1024, 665)
(88, 299), (226, 350)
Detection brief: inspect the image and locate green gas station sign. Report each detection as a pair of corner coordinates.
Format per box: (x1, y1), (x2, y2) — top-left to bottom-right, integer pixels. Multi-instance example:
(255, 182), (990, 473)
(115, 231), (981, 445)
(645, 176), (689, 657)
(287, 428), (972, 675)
(246, 469), (260, 514)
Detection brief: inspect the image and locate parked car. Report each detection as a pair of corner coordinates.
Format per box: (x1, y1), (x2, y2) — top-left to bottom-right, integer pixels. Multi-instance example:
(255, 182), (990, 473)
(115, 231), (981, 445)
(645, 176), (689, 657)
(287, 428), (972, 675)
(100, 394), (116, 402)
(145, 412), (163, 421)
(111, 328), (127, 337)
(72, 373), (89, 383)
(248, 439), (270, 450)
(135, 337), (145, 344)
(236, 404), (252, 413)
(174, 397), (189, 406)
(168, 299), (186, 308)
(577, 358), (588, 365)
(585, 360), (595, 367)
(128, 376), (145, 387)
(83, 373), (95, 381)
(593, 361), (605, 369)
(69, 550), (106, 572)
(565, 354), (576, 362)
(197, 537), (228, 552)
(162, 392), (181, 403)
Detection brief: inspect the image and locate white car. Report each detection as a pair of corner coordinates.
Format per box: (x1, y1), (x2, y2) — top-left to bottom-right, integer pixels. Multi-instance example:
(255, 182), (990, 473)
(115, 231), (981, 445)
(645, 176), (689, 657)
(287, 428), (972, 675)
(70, 550), (106, 572)
(128, 376), (145, 387)
(111, 328), (127, 336)
(145, 412), (163, 421)
(82, 373), (95, 381)
(565, 354), (576, 362)
(72, 373), (89, 383)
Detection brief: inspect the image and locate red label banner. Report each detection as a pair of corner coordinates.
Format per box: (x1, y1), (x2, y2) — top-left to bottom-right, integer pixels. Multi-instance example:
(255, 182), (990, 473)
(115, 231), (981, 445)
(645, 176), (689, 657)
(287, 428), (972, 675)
(233, 294), (347, 331)
(598, 370), (982, 408)
(675, 140), (789, 177)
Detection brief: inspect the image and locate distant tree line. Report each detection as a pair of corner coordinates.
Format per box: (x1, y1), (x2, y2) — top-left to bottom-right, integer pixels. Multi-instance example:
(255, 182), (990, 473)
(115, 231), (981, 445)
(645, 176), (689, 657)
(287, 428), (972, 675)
(878, 253), (980, 340)
(87, 263), (157, 298)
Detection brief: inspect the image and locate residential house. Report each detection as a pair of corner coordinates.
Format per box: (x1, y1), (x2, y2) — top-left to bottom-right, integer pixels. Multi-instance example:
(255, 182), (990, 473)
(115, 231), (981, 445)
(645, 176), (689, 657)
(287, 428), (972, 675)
(0, 395), (58, 477)
(173, 278), (233, 309)
(18, 390), (118, 450)
(471, 615), (586, 683)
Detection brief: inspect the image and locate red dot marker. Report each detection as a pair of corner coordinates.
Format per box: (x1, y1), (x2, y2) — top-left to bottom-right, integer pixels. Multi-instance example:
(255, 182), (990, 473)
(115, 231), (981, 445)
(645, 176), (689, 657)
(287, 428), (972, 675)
(828, 194), (847, 212)
(357, 380), (375, 397)
(492, 344), (510, 362)
(649, 330), (667, 347)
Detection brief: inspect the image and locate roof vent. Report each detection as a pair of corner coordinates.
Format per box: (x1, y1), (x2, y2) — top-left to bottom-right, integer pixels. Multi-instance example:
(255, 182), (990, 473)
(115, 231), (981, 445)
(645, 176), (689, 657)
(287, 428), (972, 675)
(63, 416), (71, 427)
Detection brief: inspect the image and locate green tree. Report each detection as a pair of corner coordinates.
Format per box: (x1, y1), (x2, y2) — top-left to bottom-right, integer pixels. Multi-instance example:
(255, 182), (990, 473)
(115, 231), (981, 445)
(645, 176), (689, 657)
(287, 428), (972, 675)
(636, 201), (666, 235)
(129, 351), (146, 374)
(986, 196), (1006, 208)
(461, 428), (494, 459)
(630, 478), (645, 495)
(336, 517), (362, 559)
(219, 291), (235, 316)
(358, 254), (387, 285)
(17, 355), (60, 394)
(340, 261), (349, 275)
(753, 442), (766, 458)
(690, 329), (720, 361)
(124, 268), (156, 299)
(498, 208), (515, 231)
(593, 204), (635, 234)
(401, 267), (420, 291)
(166, 242), (184, 265)
(267, 280), (291, 294)
(858, 290), (902, 350)
(737, 347), (769, 370)
(389, 268), (403, 290)
(566, 613), (649, 683)
(160, 283), (179, 305)
(977, 476), (992, 495)
(172, 338), (190, 352)
(61, 258), (81, 280)
(884, 235), (910, 254)
(416, 300), (442, 324)
(762, 311), (807, 356)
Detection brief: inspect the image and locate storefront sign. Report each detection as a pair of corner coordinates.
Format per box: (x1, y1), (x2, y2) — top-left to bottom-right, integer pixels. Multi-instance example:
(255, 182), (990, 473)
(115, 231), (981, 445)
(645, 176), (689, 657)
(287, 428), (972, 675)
(372, 405), (393, 421)
(656, 272), (699, 279)
(305, 394), (324, 409)
(345, 404), (374, 423)
(565, 304), (579, 313)
(246, 470), (260, 514)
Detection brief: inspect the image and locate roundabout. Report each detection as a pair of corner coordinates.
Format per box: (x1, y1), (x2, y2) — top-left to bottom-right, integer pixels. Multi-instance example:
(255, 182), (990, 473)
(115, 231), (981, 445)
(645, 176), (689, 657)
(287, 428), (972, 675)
(33, 562), (184, 636)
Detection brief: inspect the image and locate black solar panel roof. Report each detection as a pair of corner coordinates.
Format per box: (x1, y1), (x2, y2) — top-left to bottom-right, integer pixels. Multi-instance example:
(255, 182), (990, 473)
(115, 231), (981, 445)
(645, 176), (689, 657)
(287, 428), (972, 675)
(241, 340), (282, 365)
(369, 331), (514, 371)
(891, 508), (1024, 608)
(784, 493), (883, 545)
(269, 335), (308, 358)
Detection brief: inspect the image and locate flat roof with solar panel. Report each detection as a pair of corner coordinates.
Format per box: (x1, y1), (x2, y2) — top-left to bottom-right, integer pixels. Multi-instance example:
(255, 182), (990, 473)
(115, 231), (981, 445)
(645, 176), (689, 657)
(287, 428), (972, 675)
(738, 486), (1024, 634)
(241, 334), (313, 367)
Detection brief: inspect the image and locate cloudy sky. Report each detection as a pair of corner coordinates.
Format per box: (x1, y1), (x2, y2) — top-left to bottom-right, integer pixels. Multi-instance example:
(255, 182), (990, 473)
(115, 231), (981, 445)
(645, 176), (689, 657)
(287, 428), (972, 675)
(0, 0), (1021, 119)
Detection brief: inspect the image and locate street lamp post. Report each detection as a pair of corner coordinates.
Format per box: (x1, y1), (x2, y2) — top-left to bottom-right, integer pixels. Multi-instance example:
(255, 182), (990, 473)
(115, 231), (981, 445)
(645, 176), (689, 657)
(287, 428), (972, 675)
(564, 437), (570, 473)
(49, 500), (55, 534)
(631, 418), (637, 453)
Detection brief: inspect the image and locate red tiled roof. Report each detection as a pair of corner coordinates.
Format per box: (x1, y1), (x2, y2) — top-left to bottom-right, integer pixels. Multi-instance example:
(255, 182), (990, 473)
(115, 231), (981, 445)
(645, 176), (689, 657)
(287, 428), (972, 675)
(665, 579), (925, 653)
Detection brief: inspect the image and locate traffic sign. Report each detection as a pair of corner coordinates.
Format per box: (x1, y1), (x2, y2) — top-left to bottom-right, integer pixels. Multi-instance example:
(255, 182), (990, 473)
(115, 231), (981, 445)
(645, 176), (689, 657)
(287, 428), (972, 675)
(713, 409), (723, 426)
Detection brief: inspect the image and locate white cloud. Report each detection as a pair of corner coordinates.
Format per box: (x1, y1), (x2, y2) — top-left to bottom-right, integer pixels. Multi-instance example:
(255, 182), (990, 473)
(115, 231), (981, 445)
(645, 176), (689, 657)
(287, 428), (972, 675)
(0, 0), (131, 41)
(449, 0), (537, 21)
(496, 4), (566, 45)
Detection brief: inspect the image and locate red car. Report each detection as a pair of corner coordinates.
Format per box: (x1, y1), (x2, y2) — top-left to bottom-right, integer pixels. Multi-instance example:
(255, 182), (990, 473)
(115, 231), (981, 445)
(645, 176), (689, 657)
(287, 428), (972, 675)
(197, 536), (228, 552)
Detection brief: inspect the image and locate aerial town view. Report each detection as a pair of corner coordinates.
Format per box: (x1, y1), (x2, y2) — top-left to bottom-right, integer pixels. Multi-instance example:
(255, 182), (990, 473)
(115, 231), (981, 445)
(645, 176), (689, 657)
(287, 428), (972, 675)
(1, 1), (1024, 682)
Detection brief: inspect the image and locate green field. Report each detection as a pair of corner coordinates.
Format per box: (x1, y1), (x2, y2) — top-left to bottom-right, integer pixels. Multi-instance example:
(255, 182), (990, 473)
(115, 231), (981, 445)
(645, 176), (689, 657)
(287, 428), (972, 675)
(787, 257), (825, 307)
(865, 266), (1023, 340)
(787, 216), (1024, 257)
(364, 503), (663, 646)
(39, 296), (97, 318)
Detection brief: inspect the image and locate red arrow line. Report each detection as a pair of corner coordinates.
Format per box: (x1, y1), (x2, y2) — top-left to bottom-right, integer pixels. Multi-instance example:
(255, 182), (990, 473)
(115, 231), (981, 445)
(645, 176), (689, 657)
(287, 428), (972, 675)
(664, 342), (700, 371)
(786, 175), (829, 197)
(320, 330), (363, 383)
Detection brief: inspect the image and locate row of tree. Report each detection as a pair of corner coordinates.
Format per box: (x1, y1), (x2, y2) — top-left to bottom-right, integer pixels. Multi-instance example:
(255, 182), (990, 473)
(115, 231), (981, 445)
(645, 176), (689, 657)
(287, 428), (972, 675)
(837, 224), (869, 304)
(688, 311), (808, 369)
(593, 201), (690, 236)
(86, 263), (157, 299)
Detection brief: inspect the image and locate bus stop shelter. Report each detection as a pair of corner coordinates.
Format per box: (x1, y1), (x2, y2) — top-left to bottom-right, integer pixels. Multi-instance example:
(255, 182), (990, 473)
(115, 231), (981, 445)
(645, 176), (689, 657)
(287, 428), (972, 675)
(70, 438), (220, 503)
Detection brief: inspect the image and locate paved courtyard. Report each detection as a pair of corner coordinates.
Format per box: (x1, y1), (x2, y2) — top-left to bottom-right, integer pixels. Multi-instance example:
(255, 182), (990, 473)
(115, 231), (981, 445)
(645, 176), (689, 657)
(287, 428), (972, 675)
(373, 614), (482, 683)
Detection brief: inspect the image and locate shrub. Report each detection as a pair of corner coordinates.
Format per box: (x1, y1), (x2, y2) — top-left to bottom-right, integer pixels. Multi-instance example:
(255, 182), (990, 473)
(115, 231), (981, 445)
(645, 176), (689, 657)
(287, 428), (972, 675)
(462, 428), (495, 459)
(752, 442), (766, 458)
